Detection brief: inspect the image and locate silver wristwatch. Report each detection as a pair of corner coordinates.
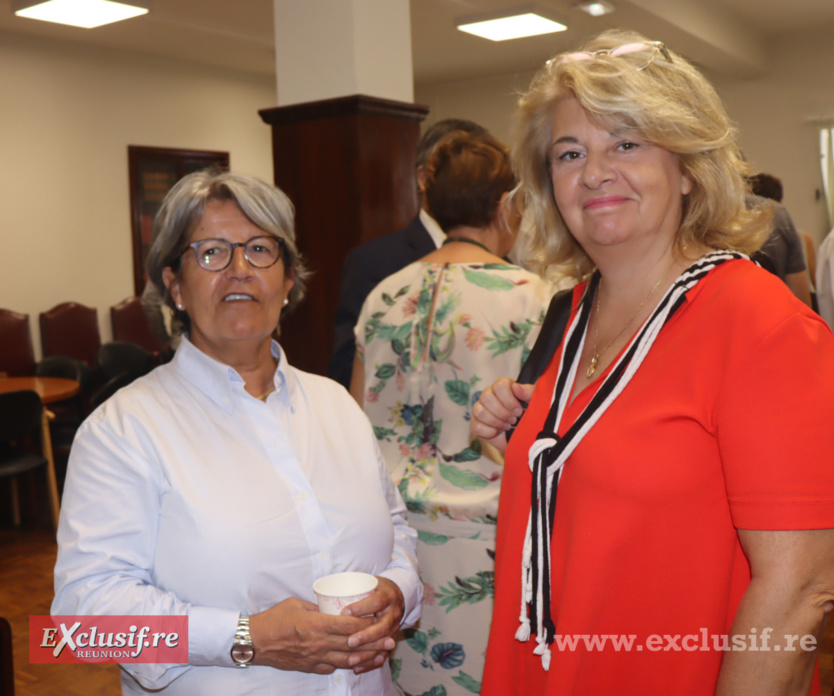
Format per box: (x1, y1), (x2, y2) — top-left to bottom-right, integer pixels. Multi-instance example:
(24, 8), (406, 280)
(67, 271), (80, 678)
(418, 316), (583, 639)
(230, 615), (255, 668)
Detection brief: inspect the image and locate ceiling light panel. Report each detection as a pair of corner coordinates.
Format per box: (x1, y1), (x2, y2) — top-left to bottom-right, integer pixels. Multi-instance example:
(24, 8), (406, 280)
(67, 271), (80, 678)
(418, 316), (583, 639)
(456, 6), (567, 42)
(13, 0), (151, 29)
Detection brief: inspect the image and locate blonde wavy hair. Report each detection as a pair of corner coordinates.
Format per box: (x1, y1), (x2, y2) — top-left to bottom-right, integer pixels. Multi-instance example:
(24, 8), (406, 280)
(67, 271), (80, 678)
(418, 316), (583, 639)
(513, 29), (770, 280)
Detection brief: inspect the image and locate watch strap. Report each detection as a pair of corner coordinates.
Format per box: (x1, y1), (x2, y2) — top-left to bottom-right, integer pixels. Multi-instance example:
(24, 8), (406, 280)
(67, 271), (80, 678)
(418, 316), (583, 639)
(230, 615), (254, 668)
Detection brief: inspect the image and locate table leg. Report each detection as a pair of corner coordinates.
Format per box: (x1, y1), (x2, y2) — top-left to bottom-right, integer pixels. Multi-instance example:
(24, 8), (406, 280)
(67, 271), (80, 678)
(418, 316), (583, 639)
(40, 410), (61, 533)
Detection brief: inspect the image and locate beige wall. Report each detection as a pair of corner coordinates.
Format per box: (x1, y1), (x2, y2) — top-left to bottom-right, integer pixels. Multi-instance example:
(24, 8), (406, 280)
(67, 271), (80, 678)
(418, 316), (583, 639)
(0, 31), (276, 358)
(714, 27), (833, 243)
(5, 23), (834, 364)
(416, 26), (834, 244)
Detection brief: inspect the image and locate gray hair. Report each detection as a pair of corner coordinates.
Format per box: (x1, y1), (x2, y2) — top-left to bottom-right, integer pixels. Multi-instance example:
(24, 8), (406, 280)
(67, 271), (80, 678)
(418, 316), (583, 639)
(145, 169), (310, 328)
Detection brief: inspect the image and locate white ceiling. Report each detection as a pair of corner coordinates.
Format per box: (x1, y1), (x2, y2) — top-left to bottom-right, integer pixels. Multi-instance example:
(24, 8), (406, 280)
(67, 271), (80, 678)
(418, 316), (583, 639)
(1, 0), (834, 84)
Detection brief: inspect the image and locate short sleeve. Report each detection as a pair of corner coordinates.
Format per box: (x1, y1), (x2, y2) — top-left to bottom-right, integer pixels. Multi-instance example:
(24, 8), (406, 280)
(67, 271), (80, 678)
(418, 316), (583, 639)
(716, 311), (834, 530)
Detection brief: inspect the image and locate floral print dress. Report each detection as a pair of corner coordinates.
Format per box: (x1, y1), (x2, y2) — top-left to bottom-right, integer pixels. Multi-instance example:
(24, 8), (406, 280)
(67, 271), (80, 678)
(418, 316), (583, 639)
(356, 261), (553, 696)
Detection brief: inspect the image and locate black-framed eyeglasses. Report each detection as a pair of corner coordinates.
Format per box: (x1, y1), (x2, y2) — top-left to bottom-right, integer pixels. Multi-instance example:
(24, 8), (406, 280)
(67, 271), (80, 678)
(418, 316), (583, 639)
(184, 236), (283, 272)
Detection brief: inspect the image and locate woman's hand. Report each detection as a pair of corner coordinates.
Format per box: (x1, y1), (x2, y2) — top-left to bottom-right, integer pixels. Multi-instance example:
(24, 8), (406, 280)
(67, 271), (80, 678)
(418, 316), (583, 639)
(342, 577), (405, 674)
(249, 597), (380, 674)
(471, 377), (536, 452)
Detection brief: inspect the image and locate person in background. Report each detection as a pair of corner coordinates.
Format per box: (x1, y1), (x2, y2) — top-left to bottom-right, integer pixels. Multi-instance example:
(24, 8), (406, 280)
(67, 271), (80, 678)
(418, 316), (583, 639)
(471, 30), (834, 696)
(328, 118), (489, 389)
(817, 226), (834, 330)
(351, 131), (553, 695)
(746, 172), (814, 307)
(749, 171), (817, 307)
(53, 170), (421, 695)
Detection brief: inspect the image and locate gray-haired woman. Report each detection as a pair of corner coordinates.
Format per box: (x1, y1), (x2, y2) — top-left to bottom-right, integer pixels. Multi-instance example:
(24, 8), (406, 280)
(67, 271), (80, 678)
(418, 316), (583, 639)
(53, 169), (421, 695)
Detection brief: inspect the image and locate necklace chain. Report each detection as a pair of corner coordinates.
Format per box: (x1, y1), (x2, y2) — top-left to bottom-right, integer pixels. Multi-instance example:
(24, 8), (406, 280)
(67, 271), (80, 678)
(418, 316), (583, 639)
(586, 267), (671, 379)
(441, 236), (492, 254)
(256, 387), (275, 402)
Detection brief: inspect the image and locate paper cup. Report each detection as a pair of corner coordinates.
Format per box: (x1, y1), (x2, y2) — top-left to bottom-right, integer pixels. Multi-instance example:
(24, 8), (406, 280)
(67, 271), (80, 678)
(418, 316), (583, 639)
(313, 571), (378, 615)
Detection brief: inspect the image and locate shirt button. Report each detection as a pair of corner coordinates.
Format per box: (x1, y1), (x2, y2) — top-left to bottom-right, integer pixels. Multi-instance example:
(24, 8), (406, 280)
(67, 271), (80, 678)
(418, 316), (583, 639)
(319, 550), (329, 560)
(333, 673), (344, 684)
(298, 490), (309, 501)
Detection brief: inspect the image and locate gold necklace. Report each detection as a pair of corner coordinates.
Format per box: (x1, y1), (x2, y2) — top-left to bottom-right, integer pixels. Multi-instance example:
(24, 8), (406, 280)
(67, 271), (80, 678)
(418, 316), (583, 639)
(256, 387), (275, 402)
(586, 270), (669, 379)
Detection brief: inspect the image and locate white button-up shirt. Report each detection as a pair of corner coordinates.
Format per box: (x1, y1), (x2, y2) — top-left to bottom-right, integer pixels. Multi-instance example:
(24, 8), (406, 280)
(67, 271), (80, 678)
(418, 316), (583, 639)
(53, 337), (421, 695)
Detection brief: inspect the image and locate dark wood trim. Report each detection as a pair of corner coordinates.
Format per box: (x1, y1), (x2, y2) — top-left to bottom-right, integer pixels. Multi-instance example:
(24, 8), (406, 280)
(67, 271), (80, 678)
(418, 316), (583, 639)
(259, 95), (429, 375)
(127, 146), (230, 296)
(259, 94), (429, 126)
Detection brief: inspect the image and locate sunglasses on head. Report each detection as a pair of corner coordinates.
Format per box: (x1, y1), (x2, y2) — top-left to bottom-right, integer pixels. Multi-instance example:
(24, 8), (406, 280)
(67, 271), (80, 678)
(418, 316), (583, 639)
(554, 41), (672, 71)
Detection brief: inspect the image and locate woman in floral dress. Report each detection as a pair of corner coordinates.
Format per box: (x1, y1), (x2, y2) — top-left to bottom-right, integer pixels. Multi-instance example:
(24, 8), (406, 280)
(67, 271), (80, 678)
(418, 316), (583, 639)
(351, 131), (554, 696)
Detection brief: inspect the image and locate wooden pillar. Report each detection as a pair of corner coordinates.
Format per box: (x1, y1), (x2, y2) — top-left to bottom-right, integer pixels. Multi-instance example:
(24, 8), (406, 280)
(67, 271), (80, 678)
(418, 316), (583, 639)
(259, 94), (429, 376)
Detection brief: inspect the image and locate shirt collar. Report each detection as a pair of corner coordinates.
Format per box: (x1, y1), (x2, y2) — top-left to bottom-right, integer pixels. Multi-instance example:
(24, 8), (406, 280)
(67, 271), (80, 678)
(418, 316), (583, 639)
(273, 338), (299, 412)
(172, 335), (297, 413)
(419, 208), (445, 248)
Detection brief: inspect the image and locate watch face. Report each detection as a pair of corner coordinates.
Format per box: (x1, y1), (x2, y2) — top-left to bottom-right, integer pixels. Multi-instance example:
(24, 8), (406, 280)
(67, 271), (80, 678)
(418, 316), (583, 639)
(232, 644), (255, 665)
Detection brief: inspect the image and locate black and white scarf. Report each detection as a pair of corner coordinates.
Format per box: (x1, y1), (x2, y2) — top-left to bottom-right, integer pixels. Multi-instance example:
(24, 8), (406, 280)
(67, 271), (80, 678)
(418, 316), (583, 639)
(516, 250), (746, 670)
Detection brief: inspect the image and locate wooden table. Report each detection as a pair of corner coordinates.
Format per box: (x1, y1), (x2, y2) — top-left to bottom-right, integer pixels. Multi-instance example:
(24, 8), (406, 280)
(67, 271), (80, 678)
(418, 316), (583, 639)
(0, 376), (80, 531)
(0, 376), (80, 404)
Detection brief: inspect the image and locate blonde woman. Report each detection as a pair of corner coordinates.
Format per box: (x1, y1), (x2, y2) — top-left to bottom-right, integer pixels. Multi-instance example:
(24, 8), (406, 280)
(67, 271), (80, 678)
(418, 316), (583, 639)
(472, 31), (834, 696)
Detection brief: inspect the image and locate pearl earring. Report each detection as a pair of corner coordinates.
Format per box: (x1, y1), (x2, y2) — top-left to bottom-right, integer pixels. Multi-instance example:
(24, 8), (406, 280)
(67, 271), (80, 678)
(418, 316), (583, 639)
(177, 304), (184, 311)
(282, 299), (289, 306)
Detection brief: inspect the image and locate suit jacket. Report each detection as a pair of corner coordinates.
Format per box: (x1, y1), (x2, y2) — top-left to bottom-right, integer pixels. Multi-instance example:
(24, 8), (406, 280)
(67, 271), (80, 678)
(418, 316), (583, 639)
(328, 215), (436, 388)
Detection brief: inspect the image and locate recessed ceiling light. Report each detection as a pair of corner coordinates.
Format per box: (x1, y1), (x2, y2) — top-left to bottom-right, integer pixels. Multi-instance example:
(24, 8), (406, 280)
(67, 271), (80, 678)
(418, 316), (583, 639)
(574, 1), (616, 17)
(12, 0), (151, 29)
(456, 6), (567, 42)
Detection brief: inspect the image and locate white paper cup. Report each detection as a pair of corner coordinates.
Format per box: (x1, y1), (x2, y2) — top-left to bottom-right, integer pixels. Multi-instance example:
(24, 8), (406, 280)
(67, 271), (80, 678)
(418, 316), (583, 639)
(313, 571), (378, 615)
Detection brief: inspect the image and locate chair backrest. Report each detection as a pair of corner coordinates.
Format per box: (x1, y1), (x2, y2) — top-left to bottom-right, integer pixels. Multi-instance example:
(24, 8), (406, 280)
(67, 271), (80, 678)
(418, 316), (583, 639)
(39, 302), (101, 367)
(96, 342), (155, 383)
(0, 390), (43, 444)
(35, 355), (93, 394)
(89, 371), (138, 411)
(0, 308), (35, 377)
(110, 296), (163, 355)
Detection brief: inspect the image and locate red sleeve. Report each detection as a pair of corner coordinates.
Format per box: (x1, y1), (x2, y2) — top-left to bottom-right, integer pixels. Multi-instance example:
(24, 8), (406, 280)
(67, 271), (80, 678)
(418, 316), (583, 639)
(716, 310), (834, 530)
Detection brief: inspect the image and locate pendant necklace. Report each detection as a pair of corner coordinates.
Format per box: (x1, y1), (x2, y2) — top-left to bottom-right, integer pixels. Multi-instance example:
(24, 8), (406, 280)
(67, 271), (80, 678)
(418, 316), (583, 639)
(586, 266), (672, 379)
(442, 237), (492, 254)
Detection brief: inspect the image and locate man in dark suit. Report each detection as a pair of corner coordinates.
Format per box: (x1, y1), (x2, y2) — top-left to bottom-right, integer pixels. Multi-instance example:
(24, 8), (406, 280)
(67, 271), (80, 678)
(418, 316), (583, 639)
(328, 118), (489, 388)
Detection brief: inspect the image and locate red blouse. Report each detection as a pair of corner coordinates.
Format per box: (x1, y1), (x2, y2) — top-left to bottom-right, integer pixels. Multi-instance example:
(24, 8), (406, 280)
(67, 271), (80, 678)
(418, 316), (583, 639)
(483, 260), (834, 696)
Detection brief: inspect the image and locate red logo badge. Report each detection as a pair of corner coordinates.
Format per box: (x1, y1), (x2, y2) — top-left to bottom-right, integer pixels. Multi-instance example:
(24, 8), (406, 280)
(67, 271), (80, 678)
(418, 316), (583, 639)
(30, 616), (188, 664)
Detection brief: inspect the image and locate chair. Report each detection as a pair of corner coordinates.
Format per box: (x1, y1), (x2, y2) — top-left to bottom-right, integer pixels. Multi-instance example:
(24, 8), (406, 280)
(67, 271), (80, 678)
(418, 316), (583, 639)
(0, 616), (13, 696)
(35, 355), (92, 419)
(0, 390), (60, 531)
(0, 309), (35, 377)
(96, 342), (155, 383)
(110, 296), (164, 357)
(39, 302), (101, 368)
(89, 372), (140, 411)
(89, 342), (155, 410)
